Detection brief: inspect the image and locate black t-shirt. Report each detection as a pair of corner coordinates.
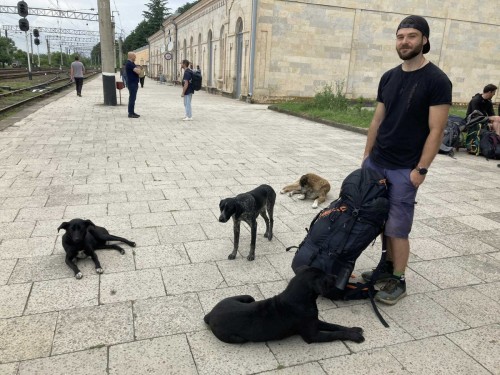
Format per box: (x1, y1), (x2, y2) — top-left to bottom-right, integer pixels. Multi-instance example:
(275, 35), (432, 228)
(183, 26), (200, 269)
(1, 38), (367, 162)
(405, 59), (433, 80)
(466, 93), (494, 117)
(183, 69), (194, 95)
(371, 62), (452, 169)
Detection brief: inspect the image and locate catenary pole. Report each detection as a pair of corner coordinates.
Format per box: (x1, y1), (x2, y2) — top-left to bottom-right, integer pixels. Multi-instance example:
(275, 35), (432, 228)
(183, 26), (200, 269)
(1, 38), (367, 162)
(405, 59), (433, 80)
(97, 0), (117, 105)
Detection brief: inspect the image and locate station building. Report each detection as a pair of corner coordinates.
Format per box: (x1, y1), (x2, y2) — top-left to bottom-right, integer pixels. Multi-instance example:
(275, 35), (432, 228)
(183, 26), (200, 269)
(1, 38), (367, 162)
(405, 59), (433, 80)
(144, 0), (500, 103)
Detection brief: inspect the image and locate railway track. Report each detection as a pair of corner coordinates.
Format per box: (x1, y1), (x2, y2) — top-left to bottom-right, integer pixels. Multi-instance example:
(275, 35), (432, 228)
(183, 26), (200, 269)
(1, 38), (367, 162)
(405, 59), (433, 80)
(0, 72), (99, 115)
(0, 68), (65, 80)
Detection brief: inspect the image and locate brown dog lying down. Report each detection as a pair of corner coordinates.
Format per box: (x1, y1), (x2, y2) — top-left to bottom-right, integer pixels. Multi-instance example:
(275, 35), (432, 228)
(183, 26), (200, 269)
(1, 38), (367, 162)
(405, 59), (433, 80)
(280, 173), (330, 208)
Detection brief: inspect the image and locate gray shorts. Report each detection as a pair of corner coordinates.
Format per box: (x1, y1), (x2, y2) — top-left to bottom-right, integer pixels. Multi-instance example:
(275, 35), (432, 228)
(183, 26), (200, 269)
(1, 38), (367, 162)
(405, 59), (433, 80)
(362, 157), (417, 239)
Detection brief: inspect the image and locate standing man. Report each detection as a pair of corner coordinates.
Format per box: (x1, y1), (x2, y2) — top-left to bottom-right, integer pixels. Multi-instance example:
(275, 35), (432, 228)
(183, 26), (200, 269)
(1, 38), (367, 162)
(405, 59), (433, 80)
(70, 56), (85, 97)
(361, 15), (452, 305)
(181, 59), (194, 121)
(126, 52), (141, 118)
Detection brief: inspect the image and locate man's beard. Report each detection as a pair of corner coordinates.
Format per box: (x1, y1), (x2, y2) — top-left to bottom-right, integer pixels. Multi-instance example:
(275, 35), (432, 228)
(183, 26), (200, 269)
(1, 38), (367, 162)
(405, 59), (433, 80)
(397, 41), (423, 60)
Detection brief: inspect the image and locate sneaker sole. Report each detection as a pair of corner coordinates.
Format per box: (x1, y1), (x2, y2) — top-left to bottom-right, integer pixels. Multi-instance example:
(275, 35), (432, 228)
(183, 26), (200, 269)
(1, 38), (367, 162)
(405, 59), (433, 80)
(375, 291), (407, 305)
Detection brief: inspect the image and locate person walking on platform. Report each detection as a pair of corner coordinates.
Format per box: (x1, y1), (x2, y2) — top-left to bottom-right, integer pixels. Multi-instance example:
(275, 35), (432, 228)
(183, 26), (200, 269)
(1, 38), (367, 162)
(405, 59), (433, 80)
(139, 66), (146, 88)
(126, 52), (141, 118)
(70, 56), (85, 97)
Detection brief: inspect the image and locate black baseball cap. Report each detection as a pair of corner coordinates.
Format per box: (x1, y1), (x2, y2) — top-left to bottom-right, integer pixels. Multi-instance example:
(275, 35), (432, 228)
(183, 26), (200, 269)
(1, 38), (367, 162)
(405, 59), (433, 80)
(397, 15), (430, 54)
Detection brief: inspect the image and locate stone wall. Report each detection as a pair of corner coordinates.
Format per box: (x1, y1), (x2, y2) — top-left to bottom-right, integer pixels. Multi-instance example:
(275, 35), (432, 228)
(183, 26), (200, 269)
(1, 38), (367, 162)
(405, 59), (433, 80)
(149, 0), (500, 103)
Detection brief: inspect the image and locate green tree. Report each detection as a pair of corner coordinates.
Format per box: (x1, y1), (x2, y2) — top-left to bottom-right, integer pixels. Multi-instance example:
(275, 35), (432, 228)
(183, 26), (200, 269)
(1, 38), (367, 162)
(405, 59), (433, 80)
(176, 1), (199, 14)
(0, 36), (16, 67)
(143, 0), (170, 30)
(123, 0), (171, 53)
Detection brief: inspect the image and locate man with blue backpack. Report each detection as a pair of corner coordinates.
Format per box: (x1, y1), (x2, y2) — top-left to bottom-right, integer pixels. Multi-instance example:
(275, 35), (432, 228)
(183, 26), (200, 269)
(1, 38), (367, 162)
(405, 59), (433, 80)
(361, 15), (452, 305)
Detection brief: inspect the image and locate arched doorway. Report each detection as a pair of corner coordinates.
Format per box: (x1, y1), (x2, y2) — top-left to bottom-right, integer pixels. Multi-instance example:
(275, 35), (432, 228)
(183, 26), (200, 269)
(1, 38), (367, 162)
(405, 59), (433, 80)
(235, 18), (243, 98)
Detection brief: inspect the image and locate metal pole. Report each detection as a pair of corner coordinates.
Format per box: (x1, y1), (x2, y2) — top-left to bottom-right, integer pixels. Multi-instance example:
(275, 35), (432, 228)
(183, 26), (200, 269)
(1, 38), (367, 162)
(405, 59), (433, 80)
(25, 32), (32, 80)
(37, 44), (40, 67)
(118, 36), (123, 67)
(97, 0), (117, 105)
(46, 38), (51, 66)
(60, 43), (63, 68)
(29, 32), (34, 67)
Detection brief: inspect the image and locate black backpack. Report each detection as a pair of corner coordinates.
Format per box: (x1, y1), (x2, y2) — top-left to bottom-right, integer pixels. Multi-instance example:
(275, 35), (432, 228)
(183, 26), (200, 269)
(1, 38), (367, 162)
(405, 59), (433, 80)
(464, 111), (490, 155)
(288, 168), (389, 290)
(191, 70), (202, 91)
(439, 115), (464, 156)
(479, 131), (500, 160)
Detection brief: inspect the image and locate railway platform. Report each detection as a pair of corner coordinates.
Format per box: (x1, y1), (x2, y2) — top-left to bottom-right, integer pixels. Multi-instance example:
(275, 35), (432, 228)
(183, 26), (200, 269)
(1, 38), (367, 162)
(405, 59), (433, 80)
(0, 74), (499, 375)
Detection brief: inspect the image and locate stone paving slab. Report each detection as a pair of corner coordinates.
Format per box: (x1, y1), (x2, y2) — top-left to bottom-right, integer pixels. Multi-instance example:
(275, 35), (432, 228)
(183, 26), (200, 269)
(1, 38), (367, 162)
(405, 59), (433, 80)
(0, 76), (499, 373)
(17, 348), (107, 375)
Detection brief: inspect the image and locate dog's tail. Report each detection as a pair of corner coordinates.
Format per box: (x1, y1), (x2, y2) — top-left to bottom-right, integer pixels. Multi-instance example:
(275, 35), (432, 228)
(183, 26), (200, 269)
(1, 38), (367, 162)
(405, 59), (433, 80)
(203, 313), (210, 324)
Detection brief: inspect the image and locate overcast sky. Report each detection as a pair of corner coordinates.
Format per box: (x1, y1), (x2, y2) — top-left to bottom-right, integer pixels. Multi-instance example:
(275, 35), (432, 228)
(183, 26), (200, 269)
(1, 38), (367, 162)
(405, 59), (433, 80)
(1, 0), (186, 55)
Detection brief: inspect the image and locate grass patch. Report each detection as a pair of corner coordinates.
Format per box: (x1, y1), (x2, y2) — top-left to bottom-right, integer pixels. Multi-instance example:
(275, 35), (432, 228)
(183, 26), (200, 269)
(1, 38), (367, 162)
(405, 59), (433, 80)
(274, 81), (469, 129)
(275, 101), (374, 128)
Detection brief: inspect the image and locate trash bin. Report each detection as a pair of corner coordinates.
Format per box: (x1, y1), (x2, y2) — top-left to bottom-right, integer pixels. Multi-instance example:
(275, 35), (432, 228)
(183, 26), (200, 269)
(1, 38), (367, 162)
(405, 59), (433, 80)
(116, 81), (125, 104)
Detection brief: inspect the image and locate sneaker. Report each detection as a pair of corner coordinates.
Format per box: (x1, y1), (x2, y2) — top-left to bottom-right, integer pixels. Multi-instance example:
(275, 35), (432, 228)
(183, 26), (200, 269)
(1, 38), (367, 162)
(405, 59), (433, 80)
(361, 262), (394, 282)
(182, 117), (193, 121)
(375, 277), (407, 305)
(128, 114), (140, 118)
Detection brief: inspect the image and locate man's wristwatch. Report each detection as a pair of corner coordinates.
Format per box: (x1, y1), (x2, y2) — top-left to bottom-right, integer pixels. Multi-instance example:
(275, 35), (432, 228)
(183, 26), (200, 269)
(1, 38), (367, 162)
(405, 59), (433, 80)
(416, 166), (428, 175)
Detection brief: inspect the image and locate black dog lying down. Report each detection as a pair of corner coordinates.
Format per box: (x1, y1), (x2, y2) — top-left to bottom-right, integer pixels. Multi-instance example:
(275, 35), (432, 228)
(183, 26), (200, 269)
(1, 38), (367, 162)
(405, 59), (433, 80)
(204, 267), (364, 344)
(219, 184), (276, 261)
(58, 218), (136, 279)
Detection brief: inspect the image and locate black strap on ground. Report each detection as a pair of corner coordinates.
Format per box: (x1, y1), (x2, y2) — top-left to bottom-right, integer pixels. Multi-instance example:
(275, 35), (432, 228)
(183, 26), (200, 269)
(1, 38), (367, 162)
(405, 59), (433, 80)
(367, 233), (390, 328)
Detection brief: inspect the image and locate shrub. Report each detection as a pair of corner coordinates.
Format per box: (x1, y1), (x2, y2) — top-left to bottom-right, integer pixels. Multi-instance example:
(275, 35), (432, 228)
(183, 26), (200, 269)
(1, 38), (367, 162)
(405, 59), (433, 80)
(313, 80), (348, 111)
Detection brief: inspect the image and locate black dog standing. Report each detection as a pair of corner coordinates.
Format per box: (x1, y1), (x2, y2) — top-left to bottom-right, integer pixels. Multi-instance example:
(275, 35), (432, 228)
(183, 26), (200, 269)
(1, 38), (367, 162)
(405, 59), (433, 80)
(219, 184), (276, 261)
(58, 219), (136, 279)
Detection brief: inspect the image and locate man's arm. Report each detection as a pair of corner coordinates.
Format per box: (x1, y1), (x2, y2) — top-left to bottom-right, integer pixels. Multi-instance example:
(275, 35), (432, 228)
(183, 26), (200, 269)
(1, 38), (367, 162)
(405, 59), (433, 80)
(362, 102), (386, 163)
(70, 64), (74, 80)
(411, 104), (450, 186)
(181, 79), (188, 96)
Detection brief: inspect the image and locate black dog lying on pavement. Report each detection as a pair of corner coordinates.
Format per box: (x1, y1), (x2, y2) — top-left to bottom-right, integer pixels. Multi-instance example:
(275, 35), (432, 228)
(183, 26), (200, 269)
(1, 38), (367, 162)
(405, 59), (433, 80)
(204, 267), (364, 344)
(58, 218), (136, 279)
(219, 184), (276, 261)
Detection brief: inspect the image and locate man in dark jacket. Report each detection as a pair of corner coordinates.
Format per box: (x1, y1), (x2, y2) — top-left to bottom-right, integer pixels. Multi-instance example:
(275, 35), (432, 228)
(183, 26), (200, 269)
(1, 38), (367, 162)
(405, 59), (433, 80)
(126, 52), (141, 118)
(466, 84), (497, 118)
(466, 84), (500, 135)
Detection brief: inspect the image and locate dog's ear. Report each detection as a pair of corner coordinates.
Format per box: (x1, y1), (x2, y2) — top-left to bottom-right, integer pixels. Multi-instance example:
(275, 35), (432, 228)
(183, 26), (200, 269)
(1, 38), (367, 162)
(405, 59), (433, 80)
(84, 219), (95, 228)
(57, 222), (69, 232)
(299, 175), (308, 187)
(219, 199), (227, 211)
(320, 274), (337, 294)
